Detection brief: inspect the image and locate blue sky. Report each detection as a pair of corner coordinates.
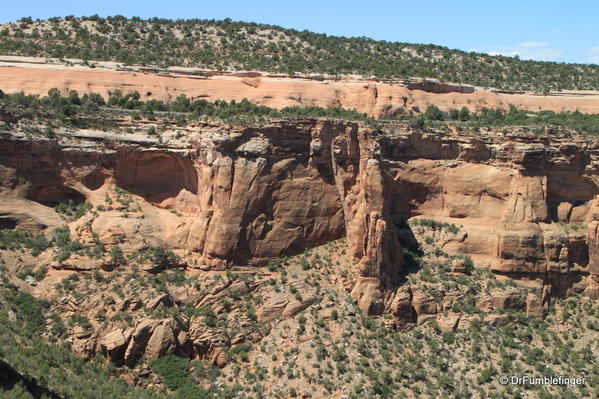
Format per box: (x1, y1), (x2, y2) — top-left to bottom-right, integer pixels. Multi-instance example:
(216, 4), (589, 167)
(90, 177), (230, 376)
(2, 0), (599, 64)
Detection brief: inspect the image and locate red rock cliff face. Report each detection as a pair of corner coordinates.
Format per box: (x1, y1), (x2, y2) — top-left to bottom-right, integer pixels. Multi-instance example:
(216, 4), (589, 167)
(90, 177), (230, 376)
(1, 122), (599, 311)
(0, 122), (397, 274)
(186, 121), (350, 267)
(378, 128), (599, 301)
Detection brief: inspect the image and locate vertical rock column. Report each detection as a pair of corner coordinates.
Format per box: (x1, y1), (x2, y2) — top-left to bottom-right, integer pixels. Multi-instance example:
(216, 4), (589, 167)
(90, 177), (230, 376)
(585, 198), (599, 299)
(331, 127), (404, 315)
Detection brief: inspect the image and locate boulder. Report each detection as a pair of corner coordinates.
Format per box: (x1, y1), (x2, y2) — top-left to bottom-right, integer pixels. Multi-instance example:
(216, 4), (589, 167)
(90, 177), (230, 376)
(282, 294), (316, 318)
(412, 291), (438, 323)
(72, 336), (97, 360)
(437, 313), (461, 332)
(456, 315), (480, 331)
(526, 293), (544, 318)
(256, 296), (289, 322)
(176, 330), (192, 358)
(146, 293), (173, 310)
(210, 347), (229, 368)
(145, 320), (177, 359)
(485, 313), (511, 327)
(101, 329), (130, 364)
(389, 287), (415, 329)
(124, 319), (160, 366)
(25, 275), (37, 286)
(51, 254), (102, 271)
(450, 258), (468, 274)
(478, 289), (526, 312)
(350, 277), (385, 316)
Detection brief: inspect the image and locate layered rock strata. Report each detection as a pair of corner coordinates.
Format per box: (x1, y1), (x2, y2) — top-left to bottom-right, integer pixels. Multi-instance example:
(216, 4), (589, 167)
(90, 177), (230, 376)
(1, 121), (599, 315)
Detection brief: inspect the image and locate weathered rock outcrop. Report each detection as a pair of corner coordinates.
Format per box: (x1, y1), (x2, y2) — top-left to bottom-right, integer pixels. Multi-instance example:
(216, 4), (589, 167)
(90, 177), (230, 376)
(406, 79), (475, 94)
(2, 121), (599, 315)
(4, 63), (599, 118)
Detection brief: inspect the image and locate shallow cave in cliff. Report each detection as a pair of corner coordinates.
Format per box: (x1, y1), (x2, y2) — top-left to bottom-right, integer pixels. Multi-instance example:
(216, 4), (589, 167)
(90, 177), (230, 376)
(0, 216), (18, 230)
(82, 169), (110, 191)
(546, 174), (599, 222)
(114, 152), (198, 204)
(26, 184), (86, 207)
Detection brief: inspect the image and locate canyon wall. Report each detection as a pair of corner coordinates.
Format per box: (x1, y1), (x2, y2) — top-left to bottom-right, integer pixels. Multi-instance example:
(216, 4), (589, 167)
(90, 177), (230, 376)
(1, 122), (599, 314)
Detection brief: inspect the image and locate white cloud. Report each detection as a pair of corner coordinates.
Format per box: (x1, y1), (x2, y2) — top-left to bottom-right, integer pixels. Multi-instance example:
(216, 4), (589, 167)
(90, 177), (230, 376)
(486, 41), (562, 61)
(587, 47), (599, 64)
(518, 41), (548, 48)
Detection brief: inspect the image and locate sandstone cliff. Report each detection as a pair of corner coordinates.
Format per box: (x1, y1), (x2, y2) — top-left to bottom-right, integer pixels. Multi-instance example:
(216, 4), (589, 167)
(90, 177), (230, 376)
(3, 62), (599, 118)
(2, 121), (598, 318)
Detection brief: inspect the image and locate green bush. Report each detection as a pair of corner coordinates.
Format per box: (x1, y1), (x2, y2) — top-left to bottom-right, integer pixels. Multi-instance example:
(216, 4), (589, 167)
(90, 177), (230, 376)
(152, 354), (190, 390)
(8, 292), (49, 333)
(55, 199), (92, 221)
(0, 90), (374, 128)
(109, 245), (125, 265)
(52, 227), (82, 262)
(6, 87), (599, 135)
(152, 354), (210, 398)
(0, 230), (51, 256)
(200, 307), (218, 327)
(131, 246), (179, 269)
(409, 218), (460, 234)
(442, 332), (456, 345)
(69, 314), (92, 330)
(411, 104), (599, 136)
(16, 266), (47, 282)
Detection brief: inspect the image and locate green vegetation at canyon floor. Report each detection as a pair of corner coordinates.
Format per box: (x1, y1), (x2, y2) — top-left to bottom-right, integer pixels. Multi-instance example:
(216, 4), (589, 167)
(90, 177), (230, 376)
(1, 237), (598, 399)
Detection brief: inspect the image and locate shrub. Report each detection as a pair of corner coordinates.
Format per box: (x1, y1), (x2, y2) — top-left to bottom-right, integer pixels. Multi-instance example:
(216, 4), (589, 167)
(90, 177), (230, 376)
(442, 332), (456, 345)
(53, 226), (83, 262)
(151, 355), (211, 398)
(109, 245), (125, 265)
(131, 246), (178, 270)
(0, 230), (51, 256)
(199, 307), (217, 327)
(69, 314), (92, 330)
(8, 292), (50, 333)
(152, 354), (189, 390)
(409, 218), (460, 234)
(55, 199), (92, 221)
(267, 259), (282, 272)
(478, 367), (495, 384)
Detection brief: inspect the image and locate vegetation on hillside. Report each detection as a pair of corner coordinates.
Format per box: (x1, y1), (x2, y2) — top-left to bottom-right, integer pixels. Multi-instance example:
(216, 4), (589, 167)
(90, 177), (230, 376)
(2, 228), (598, 398)
(4, 89), (599, 136)
(402, 104), (599, 136)
(1, 188), (598, 399)
(0, 285), (164, 398)
(0, 89), (373, 128)
(1, 16), (599, 91)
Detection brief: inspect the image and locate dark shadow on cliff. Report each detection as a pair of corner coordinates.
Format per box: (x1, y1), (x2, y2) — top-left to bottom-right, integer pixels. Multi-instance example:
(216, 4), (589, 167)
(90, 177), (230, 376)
(394, 220), (425, 285)
(0, 358), (62, 399)
(26, 183), (86, 207)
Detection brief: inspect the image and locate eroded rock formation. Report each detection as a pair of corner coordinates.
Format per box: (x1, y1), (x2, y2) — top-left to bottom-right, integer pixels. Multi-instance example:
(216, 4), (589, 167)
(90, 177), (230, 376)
(1, 121), (599, 317)
(4, 64), (599, 118)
